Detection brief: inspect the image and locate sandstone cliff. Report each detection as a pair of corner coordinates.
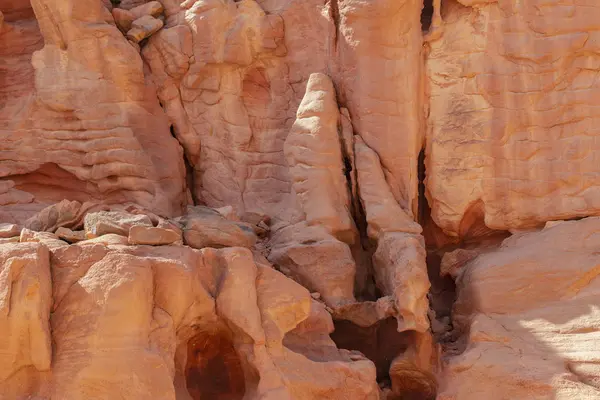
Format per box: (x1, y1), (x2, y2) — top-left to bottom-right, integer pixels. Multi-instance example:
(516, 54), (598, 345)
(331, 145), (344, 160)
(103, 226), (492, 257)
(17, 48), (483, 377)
(1, 0), (600, 399)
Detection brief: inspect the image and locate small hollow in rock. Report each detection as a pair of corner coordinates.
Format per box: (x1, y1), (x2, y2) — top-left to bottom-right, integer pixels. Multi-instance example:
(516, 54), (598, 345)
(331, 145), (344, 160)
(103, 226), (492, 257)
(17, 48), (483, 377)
(421, 0), (434, 31)
(185, 328), (246, 400)
(331, 317), (412, 381)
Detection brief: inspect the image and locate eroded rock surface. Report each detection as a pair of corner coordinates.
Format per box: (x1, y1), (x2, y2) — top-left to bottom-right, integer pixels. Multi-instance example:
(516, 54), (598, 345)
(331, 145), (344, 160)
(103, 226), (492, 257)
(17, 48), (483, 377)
(426, 0), (600, 237)
(0, 0), (186, 223)
(0, 227), (379, 399)
(439, 218), (600, 399)
(4, 0), (600, 398)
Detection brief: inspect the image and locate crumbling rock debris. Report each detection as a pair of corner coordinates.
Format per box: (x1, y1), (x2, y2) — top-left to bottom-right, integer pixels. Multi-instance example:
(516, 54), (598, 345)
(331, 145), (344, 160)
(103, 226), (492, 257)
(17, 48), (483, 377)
(55, 227), (86, 243)
(177, 206), (257, 249)
(0, 223), (20, 238)
(84, 210), (153, 238)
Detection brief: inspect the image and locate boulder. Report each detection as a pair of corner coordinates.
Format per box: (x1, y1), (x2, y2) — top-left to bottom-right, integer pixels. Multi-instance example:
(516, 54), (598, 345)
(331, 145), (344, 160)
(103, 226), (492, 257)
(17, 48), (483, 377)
(84, 211), (153, 238)
(127, 15), (164, 43)
(128, 225), (182, 245)
(0, 223), (20, 238)
(129, 1), (164, 19)
(178, 207), (256, 249)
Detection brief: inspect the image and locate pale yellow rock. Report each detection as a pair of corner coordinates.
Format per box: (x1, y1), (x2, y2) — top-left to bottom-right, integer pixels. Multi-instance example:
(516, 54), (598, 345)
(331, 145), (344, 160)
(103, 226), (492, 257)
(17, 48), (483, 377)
(55, 227), (86, 243)
(0, 223), (20, 238)
(128, 225), (182, 245)
(127, 15), (164, 43)
(129, 1), (164, 19)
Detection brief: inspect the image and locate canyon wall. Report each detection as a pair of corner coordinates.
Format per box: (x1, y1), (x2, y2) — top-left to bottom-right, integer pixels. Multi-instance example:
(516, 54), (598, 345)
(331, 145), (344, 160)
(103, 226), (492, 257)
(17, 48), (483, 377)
(1, 0), (600, 399)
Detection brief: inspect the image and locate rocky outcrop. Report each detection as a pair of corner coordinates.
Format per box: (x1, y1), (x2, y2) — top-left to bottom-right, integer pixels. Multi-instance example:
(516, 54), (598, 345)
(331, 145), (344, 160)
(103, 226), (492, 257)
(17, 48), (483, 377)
(0, 243), (52, 399)
(439, 218), (600, 399)
(0, 0), (186, 223)
(0, 208), (379, 399)
(5, 0), (600, 398)
(142, 0), (422, 225)
(425, 0), (600, 237)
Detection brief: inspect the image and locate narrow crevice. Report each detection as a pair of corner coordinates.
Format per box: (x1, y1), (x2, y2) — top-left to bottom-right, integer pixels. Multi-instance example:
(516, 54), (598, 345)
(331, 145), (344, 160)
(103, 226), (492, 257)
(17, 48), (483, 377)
(425, 250), (457, 350)
(421, 0), (435, 32)
(329, 0), (340, 48)
(169, 124), (198, 206)
(418, 147), (508, 360)
(352, 190), (379, 301)
(417, 149), (427, 226)
(336, 113), (378, 301)
(418, 146), (459, 358)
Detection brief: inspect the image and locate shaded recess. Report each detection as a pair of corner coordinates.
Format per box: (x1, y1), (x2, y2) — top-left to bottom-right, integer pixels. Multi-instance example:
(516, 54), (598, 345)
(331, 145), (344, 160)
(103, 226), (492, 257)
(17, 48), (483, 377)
(330, 318), (412, 381)
(185, 328), (246, 400)
(421, 0), (434, 31)
(8, 163), (104, 203)
(170, 124), (198, 206)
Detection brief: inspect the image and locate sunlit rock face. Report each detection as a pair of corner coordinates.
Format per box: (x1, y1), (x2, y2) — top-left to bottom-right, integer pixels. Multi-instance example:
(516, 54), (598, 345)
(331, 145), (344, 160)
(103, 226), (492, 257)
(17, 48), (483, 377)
(439, 218), (600, 400)
(2, 0), (600, 399)
(426, 0), (600, 238)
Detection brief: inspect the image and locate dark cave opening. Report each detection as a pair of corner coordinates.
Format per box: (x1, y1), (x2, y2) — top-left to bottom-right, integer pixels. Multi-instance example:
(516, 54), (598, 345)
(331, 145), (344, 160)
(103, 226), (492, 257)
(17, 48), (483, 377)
(421, 0), (434, 32)
(417, 149), (427, 226)
(330, 319), (437, 399)
(330, 317), (412, 382)
(185, 329), (246, 400)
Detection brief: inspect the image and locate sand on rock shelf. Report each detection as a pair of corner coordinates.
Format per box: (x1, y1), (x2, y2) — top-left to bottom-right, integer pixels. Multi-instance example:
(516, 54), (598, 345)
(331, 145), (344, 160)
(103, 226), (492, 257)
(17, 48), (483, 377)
(1, 0), (600, 399)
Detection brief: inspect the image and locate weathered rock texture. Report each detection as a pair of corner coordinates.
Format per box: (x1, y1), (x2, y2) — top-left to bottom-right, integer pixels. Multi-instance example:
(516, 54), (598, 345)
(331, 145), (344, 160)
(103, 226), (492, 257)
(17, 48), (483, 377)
(1, 0), (186, 223)
(0, 227), (379, 399)
(3, 0), (600, 398)
(426, 0), (600, 237)
(143, 0), (422, 223)
(439, 218), (600, 399)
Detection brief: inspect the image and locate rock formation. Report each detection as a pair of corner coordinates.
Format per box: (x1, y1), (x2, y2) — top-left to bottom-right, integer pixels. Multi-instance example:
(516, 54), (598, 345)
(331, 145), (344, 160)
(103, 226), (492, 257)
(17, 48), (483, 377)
(2, 0), (600, 398)
(438, 218), (600, 399)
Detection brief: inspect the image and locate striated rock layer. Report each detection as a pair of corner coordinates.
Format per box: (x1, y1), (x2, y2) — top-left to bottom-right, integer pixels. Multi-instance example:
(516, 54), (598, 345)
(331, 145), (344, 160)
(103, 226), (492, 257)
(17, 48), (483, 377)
(1, 0), (187, 221)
